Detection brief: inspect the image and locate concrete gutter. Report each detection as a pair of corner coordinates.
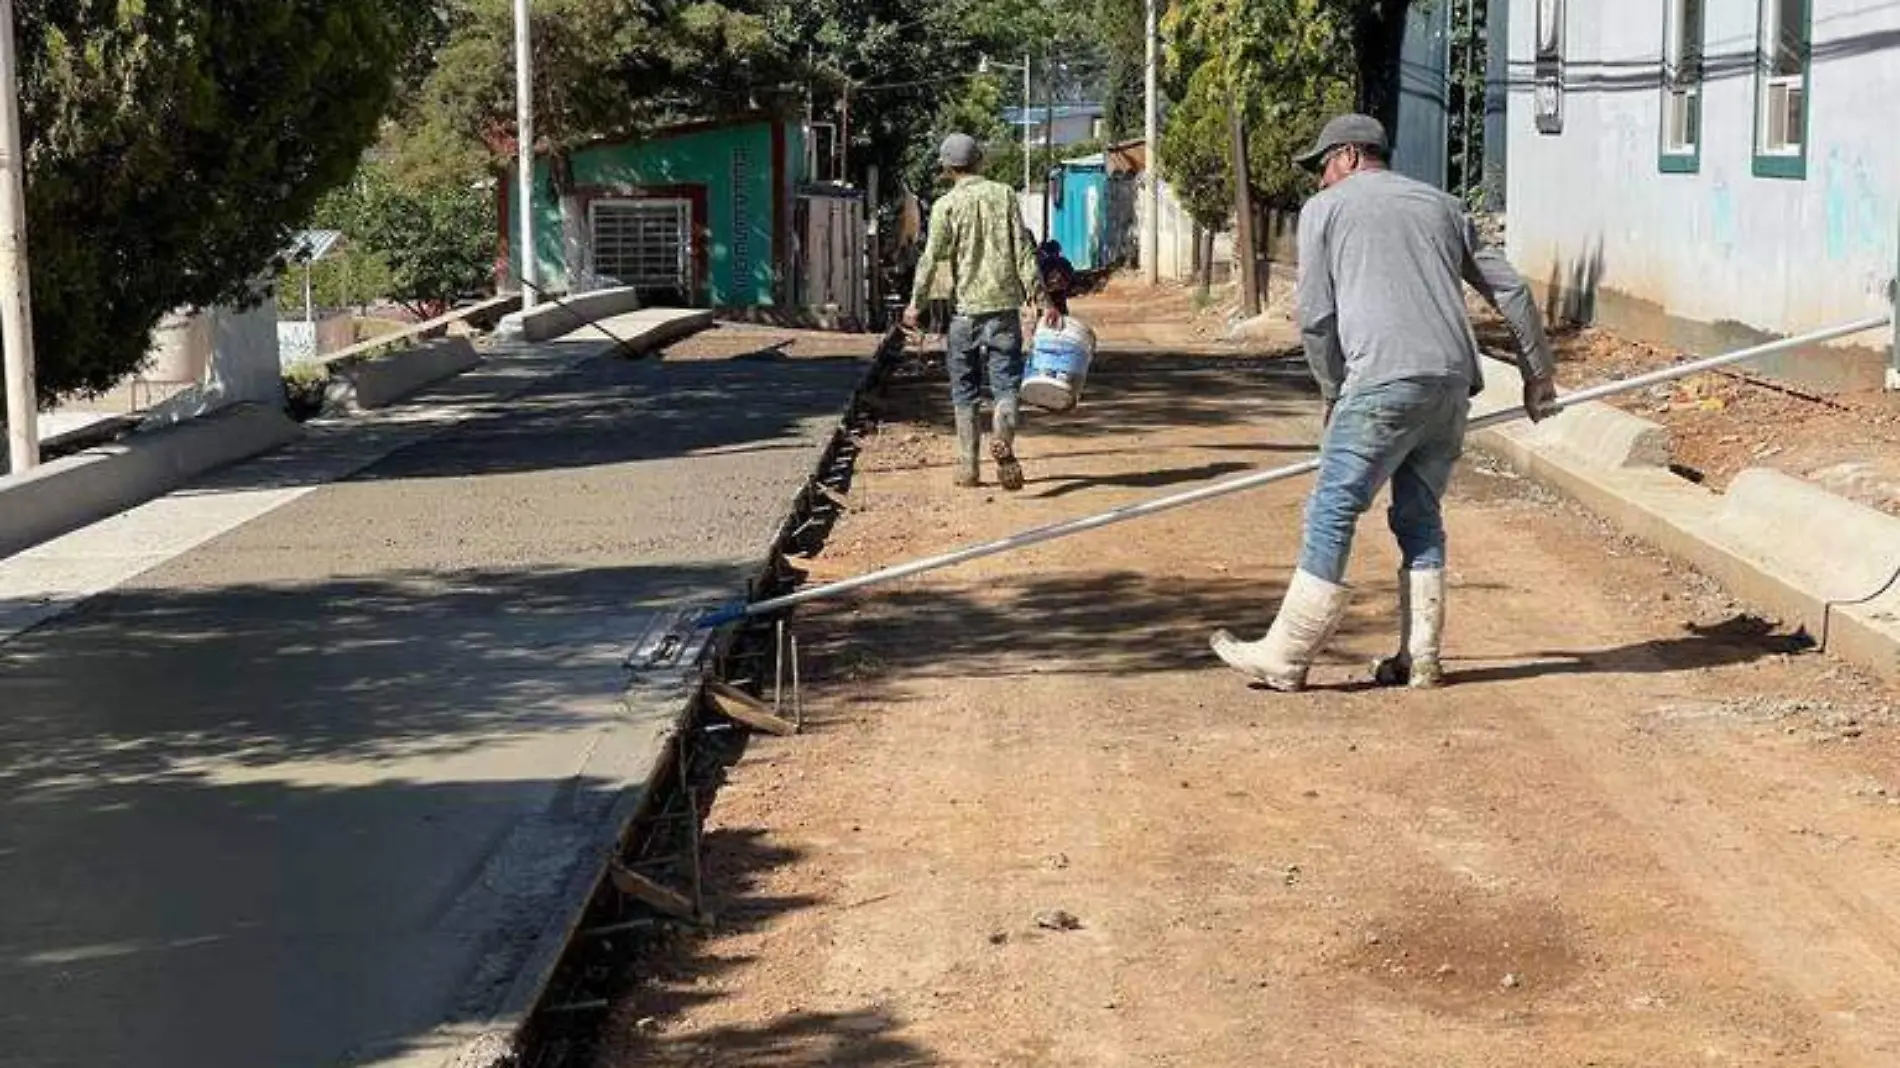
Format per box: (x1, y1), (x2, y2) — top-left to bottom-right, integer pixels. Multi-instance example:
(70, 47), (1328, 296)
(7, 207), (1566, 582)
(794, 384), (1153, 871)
(1472, 357), (1900, 679)
(0, 404), (301, 560)
(433, 327), (906, 1068)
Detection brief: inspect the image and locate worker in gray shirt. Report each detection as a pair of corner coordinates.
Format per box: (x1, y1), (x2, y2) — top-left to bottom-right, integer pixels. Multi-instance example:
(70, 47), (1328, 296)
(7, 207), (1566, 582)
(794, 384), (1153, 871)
(1212, 113), (1559, 692)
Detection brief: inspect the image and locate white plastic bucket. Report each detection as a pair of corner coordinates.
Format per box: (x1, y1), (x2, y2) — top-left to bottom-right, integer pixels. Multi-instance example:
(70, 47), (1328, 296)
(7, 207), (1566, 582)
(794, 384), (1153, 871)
(1022, 317), (1097, 412)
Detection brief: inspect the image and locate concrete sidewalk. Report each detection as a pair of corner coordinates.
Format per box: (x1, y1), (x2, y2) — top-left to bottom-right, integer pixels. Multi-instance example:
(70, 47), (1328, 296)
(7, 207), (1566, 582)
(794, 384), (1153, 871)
(0, 322), (879, 1067)
(1470, 355), (1900, 681)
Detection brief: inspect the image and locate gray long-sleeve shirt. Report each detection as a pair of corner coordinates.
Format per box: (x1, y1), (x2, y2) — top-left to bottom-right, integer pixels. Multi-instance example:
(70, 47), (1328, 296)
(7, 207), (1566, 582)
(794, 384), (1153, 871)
(1295, 168), (1555, 402)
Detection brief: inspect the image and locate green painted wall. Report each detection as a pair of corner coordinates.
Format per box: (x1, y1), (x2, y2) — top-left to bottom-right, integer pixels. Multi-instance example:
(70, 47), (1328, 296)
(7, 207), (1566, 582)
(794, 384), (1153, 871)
(508, 121), (796, 306)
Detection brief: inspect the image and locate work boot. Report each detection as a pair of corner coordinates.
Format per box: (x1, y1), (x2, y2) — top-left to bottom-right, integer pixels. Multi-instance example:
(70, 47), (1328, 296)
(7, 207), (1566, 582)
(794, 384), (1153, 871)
(991, 395), (1025, 492)
(953, 406), (982, 488)
(1209, 570), (1352, 691)
(1373, 568), (1447, 689)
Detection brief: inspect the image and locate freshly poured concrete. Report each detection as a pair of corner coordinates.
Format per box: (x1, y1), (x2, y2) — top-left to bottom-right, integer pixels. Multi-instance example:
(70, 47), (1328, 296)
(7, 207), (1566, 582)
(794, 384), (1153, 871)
(0, 328), (873, 1067)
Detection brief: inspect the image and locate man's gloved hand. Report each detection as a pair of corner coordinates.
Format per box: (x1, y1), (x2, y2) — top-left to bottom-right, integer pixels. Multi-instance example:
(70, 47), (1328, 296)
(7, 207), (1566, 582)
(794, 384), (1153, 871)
(1523, 375), (1560, 423)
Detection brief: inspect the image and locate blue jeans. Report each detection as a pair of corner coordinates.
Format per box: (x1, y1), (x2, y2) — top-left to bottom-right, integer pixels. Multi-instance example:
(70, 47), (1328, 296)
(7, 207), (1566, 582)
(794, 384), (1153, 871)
(1299, 377), (1470, 583)
(946, 311), (1025, 409)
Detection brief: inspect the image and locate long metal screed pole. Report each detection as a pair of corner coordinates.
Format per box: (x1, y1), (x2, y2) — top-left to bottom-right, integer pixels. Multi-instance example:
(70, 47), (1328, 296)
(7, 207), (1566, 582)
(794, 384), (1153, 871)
(697, 312), (1895, 629)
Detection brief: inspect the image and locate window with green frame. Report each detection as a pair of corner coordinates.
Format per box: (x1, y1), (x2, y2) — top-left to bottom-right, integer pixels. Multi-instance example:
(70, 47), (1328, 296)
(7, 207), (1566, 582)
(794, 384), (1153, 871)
(1660, 0), (1705, 172)
(1754, 0), (1811, 178)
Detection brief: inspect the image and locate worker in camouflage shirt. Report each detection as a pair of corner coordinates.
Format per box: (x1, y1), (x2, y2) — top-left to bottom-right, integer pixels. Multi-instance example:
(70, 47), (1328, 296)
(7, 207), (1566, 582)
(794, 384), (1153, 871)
(904, 133), (1059, 491)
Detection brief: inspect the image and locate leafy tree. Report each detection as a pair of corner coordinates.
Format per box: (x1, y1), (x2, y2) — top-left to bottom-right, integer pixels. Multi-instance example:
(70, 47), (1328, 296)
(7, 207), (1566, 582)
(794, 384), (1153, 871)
(1157, 60), (1236, 232)
(1160, 0), (1356, 217)
(394, 0), (799, 186)
(313, 165), (497, 318)
(10, 1), (439, 403)
(275, 245), (395, 318)
(1095, 0), (1148, 142)
(391, 0), (1111, 219)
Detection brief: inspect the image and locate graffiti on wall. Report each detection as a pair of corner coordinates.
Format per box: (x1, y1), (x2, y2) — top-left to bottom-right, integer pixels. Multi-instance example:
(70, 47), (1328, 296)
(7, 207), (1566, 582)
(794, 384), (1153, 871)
(1708, 176), (1738, 255)
(732, 147), (753, 296)
(1823, 148), (1884, 263)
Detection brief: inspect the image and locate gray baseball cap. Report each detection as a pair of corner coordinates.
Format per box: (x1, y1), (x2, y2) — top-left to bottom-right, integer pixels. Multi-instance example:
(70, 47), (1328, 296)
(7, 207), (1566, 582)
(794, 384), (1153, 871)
(1294, 113), (1389, 171)
(939, 133), (983, 169)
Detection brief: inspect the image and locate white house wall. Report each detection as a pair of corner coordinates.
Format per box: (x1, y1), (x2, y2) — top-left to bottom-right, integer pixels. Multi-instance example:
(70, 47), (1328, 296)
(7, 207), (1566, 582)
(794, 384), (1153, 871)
(1505, 0), (1899, 387)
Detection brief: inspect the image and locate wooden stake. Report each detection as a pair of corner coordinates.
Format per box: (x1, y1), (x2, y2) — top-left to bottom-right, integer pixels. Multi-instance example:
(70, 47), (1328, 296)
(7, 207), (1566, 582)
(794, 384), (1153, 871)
(704, 678), (799, 736)
(609, 862), (699, 921)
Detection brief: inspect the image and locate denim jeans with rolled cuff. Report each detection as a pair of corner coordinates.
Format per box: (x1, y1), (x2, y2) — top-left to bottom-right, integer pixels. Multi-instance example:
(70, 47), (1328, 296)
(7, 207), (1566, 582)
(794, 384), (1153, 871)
(1298, 376), (1470, 584)
(946, 311), (1025, 410)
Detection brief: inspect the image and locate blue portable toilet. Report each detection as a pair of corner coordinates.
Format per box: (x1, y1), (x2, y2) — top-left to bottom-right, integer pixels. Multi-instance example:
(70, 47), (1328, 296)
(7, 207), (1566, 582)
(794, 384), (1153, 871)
(1048, 154), (1109, 271)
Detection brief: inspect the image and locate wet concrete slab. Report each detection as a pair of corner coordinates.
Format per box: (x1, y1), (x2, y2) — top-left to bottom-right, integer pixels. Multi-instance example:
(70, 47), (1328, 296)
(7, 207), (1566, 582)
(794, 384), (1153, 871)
(0, 327), (879, 1067)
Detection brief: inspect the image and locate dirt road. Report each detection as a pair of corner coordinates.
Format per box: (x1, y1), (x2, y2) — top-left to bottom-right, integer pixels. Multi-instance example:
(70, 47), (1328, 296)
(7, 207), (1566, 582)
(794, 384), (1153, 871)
(596, 290), (1900, 1067)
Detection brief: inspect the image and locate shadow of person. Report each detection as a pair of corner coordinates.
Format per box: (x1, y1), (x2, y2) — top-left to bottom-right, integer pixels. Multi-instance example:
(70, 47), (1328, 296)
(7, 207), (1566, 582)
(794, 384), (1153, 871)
(1444, 614), (1813, 687)
(1231, 614), (1812, 694)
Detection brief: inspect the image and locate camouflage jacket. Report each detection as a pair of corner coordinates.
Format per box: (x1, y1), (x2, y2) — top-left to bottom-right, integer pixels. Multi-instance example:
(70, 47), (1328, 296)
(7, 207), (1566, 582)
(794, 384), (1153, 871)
(910, 175), (1045, 316)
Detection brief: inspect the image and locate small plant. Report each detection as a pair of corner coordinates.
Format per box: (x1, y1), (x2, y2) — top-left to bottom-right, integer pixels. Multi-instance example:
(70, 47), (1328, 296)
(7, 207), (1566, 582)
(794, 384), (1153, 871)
(281, 362), (331, 422)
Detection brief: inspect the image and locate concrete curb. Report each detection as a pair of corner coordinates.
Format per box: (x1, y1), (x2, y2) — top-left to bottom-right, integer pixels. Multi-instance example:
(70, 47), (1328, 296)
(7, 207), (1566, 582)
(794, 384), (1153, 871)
(1516, 400), (1674, 469)
(323, 337), (482, 413)
(0, 404), (301, 560)
(497, 287), (644, 344)
(1471, 357), (1900, 679)
(558, 308), (717, 355)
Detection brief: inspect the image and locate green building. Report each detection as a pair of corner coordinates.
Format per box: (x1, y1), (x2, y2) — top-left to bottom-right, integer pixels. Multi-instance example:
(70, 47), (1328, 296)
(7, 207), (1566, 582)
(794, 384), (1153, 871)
(502, 116), (817, 310)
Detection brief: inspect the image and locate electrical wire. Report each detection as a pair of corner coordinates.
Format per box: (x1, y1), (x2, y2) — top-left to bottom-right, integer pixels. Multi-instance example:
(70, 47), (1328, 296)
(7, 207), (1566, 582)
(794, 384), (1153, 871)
(1820, 557), (1900, 651)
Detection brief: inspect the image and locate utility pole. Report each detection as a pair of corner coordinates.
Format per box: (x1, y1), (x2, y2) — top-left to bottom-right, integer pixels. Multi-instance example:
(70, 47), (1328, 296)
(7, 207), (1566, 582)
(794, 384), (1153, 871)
(1141, 0), (1160, 285)
(1022, 52), (1033, 194)
(1459, 0), (1476, 198)
(1040, 59), (1055, 242)
(838, 86), (851, 184)
(514, 0), (538, 310)
(1228, 98), (1260, 317)
(0, 0), (38, 472)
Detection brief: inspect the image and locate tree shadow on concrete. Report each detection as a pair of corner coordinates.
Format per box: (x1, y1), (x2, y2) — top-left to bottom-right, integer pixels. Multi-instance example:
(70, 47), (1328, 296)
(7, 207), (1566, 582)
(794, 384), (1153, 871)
(0, 554), (885, 1067)
(0, 770), (654, 1068)
(0, 562), (749, 792)
(162, 335), (870, 507)
(342, 351), (869, 483)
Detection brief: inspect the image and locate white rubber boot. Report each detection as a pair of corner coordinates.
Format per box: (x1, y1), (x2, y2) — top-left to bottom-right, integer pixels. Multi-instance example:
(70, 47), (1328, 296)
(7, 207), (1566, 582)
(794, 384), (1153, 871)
(1373, 568), (1446, 689)
(1210, 570), (1352, 691)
